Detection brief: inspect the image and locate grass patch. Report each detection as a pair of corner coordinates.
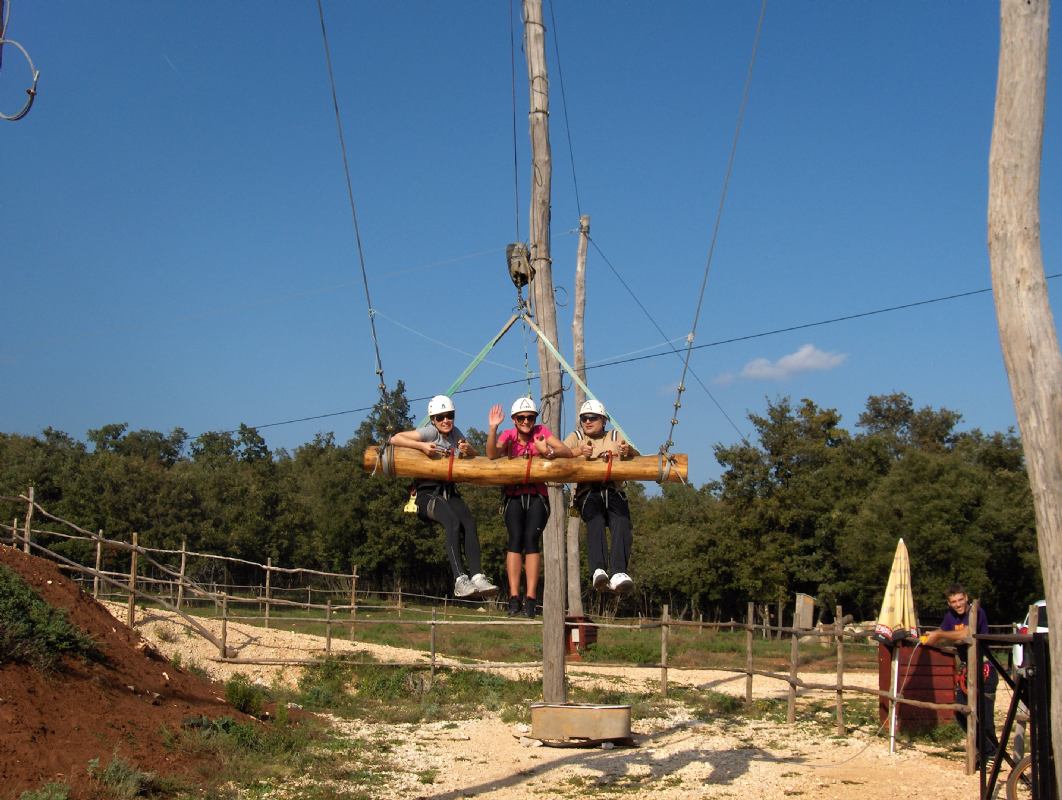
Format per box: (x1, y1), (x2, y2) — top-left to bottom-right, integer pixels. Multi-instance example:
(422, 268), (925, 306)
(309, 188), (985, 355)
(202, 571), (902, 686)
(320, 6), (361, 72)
(18, 783), (70, 800)
(0, 564), (100, 670)
(225, 673), (266, 717)
(87, 754), (170, 799)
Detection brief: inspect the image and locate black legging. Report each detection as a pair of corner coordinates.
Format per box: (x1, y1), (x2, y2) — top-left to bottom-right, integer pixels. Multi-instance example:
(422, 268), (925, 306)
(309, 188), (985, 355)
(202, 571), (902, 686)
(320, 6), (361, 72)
(579, 488), (632, 575)
(503, 493), (549, 554)
(416, 491), (482, 580)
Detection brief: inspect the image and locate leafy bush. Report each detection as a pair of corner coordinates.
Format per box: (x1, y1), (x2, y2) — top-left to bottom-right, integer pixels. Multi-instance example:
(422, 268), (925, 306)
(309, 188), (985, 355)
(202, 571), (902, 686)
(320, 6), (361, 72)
(0, 565), (99, 670)
(225, 673), (265, 717)
(87, 755), (164, 799)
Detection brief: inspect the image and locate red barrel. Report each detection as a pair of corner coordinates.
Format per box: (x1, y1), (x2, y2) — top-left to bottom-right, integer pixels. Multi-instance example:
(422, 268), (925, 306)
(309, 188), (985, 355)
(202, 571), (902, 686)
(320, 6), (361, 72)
(878, 641), (955, 731)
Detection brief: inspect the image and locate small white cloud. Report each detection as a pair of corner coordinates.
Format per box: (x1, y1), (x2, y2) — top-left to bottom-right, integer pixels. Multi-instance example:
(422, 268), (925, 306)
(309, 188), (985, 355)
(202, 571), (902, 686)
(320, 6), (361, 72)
(738, 344), (846, 381)
(713, 372), (736, 386)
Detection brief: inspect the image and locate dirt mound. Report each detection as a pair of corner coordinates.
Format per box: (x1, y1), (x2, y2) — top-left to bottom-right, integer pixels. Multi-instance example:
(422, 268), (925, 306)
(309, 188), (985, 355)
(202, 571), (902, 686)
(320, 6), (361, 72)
(0, 545), (244, 798)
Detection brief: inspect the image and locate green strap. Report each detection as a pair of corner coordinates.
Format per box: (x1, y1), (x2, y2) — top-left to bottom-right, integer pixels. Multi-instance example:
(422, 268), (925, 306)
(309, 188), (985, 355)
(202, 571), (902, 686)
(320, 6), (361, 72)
(521, 315), (639, 451)
(415, 314), (521, 427)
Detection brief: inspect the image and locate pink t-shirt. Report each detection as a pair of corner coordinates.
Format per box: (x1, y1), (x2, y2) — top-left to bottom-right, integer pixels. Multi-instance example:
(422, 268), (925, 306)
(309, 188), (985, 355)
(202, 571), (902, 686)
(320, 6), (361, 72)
(497, 424), (553, 496)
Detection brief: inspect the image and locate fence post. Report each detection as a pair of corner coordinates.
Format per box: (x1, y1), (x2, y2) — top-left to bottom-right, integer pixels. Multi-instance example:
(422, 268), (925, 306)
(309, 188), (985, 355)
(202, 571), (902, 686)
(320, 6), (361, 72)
(325, 600), (333, 656)
(698, 612), (703, 634)
(746, 601), (754, 703)
(835, 604), (845, 736)
(22, 486), (35, 554)
(349, 565), (358, 640)
(93, 530), (103, 600)
(264, 558), (272, 630)
(430, 608), (437, 680)
(398, 583), (403, 618)
(126, 532), (138, 627)
(660, 604), (669, 698)
(220, 593), (229, 659)
(787, 604), (799, 724)
(776, 599), (783, 640)
(965, 599), (980, 775)
(177, 539), (187, 610)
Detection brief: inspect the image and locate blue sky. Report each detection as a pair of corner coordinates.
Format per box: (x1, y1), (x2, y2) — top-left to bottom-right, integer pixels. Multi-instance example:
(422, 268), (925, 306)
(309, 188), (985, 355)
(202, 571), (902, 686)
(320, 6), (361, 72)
(2, 2), (1059, 487)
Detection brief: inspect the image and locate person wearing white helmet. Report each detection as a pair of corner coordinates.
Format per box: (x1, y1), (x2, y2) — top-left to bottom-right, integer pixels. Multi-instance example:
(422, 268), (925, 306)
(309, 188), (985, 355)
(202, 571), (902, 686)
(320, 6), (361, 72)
(563, 399), (640, 595)
(486, 396), (573, 618)
(389, 395), (498, 600)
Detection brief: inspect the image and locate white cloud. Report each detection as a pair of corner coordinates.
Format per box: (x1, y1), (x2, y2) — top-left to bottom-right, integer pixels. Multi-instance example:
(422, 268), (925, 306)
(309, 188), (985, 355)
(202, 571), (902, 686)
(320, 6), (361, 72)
(738, 344), (846, 381)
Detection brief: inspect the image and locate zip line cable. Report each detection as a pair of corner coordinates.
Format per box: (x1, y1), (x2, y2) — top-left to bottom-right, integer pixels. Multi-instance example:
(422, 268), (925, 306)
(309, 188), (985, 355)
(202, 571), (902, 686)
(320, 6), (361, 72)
(664, 0), (768, 456)
(231, 274), (1053, 437)
(316, 0), (389, 409)
(546, 0), (582, 217)
(589, 237), (750, 444)
(509, 0), (522, 241)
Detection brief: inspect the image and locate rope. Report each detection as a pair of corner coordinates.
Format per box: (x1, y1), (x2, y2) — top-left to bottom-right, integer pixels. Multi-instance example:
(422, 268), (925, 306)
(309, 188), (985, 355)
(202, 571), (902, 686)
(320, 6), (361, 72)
(316, 0), (389, 411)
(0, 0), (40, 122)
(663, 0), (767, 455)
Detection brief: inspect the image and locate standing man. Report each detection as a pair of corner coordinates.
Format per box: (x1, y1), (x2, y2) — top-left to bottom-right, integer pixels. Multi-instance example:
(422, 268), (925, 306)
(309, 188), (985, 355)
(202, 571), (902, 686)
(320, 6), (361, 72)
(923, 584), (999, 764)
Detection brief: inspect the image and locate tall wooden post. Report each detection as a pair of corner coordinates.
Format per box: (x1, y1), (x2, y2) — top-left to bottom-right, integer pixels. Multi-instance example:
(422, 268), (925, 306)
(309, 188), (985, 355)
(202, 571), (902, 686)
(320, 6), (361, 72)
(350, 566), (358, 640)
(93, 530), (103, 600)
(745, 601), (754, 703)
(835, 604), (845, 736)
(966, 600), (980, 775)
(126, 532), (138, 627)
(176, 538), (187, 610)
(264, 557), (272, 630)
(787, 620), (799, 724)
(989, 0), (1062, 788)
(660, 604), (670, 698)
(22, 486), (34, 554)
(566, 215), (590, 617)
(523, 0), (565, 704)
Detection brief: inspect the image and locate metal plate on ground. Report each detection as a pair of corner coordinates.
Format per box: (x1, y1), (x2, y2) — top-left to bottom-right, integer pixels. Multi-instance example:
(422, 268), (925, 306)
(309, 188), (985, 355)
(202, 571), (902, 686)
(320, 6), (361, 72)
(530, 703), (632, 745)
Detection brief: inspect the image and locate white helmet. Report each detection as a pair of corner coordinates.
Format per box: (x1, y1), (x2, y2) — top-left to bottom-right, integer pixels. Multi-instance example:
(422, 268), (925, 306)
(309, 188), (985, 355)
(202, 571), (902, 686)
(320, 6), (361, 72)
(427, 395), (455, 417)
(510, 397), (538, 417)
(579, 399), (608, 419)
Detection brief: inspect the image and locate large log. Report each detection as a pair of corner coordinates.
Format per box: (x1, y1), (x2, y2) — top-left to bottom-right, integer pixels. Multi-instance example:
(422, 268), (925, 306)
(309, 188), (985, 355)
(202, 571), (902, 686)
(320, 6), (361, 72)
(363, 445), (687, 486)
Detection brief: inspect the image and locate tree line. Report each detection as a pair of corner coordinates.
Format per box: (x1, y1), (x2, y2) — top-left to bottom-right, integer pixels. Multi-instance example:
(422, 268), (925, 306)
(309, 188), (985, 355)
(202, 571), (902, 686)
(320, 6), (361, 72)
(0, 384), (1041, 625)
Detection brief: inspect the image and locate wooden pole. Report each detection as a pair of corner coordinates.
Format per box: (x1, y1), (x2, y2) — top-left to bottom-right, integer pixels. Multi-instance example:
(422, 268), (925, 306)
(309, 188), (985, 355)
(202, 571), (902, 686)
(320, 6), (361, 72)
(22, 486), (34, 554)
(325, 600), (332, 656)
(745, 601), (754, 703)
(220, 594), (229, 659)
(264, 557), (272, 630)
(787, 611), (799, 724)
(835, 604), (845, 736)
(93, 530), (103, 600)
(989, 1), (1062, 788)
(566, 214), (590, 618)
(126, 532), (138, 627)
(523, 0), (565, 706)
(776, 599), (783, 641)
(431, 607), (437, 680)
(350, 566), (358, 640)
(660, 604), (669, 697)
(176, 538), (187, 610)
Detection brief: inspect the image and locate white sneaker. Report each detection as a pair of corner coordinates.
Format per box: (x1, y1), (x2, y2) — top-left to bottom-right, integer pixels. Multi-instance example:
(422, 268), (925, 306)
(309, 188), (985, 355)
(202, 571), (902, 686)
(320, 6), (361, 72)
(592, 569), (609, 591)
(454, 574), (476, 598)
(609, 572), (634, 595)
(470, 573), (499, 598)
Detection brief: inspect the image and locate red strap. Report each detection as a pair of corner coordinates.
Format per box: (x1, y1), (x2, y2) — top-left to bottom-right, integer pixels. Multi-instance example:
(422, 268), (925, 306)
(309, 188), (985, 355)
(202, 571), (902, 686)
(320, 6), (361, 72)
(447, 449), (455, 482)
(604, 450), (614, 482)
(524, 452), (534, 484)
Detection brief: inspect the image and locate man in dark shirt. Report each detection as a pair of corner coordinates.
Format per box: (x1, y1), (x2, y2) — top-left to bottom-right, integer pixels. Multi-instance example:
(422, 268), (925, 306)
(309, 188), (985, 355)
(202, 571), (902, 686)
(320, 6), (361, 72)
(923, 584), (999, 762)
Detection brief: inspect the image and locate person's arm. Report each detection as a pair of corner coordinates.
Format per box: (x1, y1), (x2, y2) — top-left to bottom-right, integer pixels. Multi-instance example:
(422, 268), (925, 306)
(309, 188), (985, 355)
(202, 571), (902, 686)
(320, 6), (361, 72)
(390, 429), (435, 456)
(486, 404), (505, 459)
(453, 427), (476, 458)
(922, 628), (971, 647)
(532, 431), (573, 459)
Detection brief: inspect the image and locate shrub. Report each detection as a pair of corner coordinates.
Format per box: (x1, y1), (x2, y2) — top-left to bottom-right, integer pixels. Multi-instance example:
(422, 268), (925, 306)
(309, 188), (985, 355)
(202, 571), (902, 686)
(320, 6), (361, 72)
(0, 565), (99, 670)
(225, 673), (265, 717)
(18, 782), (70, 800)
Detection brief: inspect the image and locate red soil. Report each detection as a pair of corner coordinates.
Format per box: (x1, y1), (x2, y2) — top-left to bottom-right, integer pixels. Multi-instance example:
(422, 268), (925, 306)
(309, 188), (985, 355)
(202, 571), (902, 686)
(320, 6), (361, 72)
(0, 544), (247, 798)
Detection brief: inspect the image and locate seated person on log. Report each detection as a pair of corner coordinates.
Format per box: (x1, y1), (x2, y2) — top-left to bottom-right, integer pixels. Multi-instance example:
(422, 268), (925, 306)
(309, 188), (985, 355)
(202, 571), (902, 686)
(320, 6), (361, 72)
(922, 583), (999, 764)
(389, 394), (499, 600)
(486, 396), (573, 619)
(563, 399), (640, 595)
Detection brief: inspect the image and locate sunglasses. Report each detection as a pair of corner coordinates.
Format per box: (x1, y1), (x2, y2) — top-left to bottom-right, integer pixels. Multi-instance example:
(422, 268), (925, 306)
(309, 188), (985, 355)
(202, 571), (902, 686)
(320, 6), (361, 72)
(580, 414), (603, 423)
(513, 414), (537, 423)
(432, 412), (455, 422)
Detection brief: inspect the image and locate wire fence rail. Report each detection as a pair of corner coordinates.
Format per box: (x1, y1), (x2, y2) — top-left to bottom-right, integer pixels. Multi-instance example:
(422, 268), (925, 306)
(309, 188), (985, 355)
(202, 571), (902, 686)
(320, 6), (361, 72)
(1, 489), (984, 771)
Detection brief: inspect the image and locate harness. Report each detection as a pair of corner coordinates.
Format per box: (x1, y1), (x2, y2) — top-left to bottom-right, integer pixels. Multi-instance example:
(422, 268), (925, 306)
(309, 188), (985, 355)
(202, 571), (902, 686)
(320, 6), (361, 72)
(569, 429), (625, 515)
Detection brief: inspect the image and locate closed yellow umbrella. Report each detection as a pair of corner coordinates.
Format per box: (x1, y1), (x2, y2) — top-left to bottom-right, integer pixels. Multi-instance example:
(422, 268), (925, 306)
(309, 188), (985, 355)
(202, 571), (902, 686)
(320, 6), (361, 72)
(873, 538), (919, 643)
(873, 538), (920, 754)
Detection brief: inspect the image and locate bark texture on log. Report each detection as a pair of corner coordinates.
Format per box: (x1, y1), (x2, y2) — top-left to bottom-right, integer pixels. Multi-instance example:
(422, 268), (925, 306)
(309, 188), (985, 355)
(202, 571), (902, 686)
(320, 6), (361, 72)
(364, 446), (687, 486)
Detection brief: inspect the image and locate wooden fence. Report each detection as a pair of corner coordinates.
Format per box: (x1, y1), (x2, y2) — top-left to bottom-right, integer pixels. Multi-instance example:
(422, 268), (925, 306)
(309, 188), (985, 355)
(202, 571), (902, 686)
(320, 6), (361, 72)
(1, 489), (986, 773)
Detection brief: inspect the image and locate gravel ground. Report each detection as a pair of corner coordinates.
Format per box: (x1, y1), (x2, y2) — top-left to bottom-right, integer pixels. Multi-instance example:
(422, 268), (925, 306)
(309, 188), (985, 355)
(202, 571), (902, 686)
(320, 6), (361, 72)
(109, 602), (983, 799)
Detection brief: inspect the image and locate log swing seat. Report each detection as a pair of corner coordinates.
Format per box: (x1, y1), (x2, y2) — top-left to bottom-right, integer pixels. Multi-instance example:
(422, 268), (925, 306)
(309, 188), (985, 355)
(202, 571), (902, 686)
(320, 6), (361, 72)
(360, 310), (688, 487)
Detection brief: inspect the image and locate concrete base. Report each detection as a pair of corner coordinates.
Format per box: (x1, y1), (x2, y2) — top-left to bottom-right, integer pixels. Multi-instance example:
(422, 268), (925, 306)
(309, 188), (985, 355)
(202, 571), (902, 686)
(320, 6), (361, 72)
(530, 703), (633, 745)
